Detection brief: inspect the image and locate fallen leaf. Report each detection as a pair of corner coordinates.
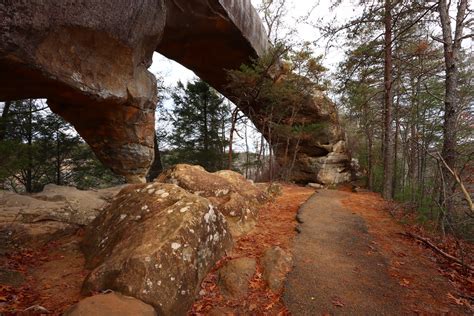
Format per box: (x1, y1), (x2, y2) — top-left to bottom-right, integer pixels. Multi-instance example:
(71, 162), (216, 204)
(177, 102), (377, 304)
(447, 293), (464, 306)
(400, 278), (410, 287)
(332, 297), (345, 307)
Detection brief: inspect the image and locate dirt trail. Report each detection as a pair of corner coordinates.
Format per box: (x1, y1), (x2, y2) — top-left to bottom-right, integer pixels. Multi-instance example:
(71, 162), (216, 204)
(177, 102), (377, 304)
(284, 189), (470, 315)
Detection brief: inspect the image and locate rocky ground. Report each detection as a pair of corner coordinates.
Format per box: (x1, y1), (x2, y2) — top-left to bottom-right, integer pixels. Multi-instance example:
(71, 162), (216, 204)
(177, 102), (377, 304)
(190, 185), (314, 315)
(0, 178), (472, 315)
(0, 166), (314, 314)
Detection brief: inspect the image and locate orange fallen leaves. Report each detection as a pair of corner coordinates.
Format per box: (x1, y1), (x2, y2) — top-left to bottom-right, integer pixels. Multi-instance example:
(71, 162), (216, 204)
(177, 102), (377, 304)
(189, 184), (314, 315)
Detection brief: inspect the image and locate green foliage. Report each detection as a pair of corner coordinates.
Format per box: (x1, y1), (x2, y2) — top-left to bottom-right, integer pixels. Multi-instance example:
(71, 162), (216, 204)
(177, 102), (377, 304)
(227, 43), (328, 122)
(0, 99), (123, 192)
(69, 144), (124, 189)
(168, 80), (230, 172)
(226, 43), (329, 180)
(336, 4), (473, 237)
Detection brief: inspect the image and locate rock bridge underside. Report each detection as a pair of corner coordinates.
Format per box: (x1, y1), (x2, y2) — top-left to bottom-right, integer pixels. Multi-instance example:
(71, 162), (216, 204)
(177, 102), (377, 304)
(0, 0), (351, 184)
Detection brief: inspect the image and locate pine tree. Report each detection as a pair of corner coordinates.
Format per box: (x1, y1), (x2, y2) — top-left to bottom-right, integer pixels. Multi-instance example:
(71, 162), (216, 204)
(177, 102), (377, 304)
(169, 79), (230, 171)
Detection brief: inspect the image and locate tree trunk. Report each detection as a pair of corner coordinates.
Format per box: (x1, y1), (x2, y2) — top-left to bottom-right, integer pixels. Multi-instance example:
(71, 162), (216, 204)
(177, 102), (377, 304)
(56, 131), (61, 185)
(393, 97), (400, 196)
(438, 0), (468, 214)
(244, 122), (250, 178)
(26, 100), (33, 193)
(146, 133), (163, 182)
(0, 101), (11, 141)
(366, 127), (374, 190)
(228, 108), (239, 169)
(382, 0), (394, 199)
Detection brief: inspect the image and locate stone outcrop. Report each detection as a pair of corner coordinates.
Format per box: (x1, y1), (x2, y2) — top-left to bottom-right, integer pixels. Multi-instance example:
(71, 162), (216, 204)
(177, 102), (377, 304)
(0, 0), (350, 184)
(156, 164), (267, 237)
(65, 293), (157, 316)
(158, 0), (269, 90)
(0, 185), (113, 226)
(81, 182), (233, 315)
(270, 94), (352, 185)
(0, 185), (122, 253)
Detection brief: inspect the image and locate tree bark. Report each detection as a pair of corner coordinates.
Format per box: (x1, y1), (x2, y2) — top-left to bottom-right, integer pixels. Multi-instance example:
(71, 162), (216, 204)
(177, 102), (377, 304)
(438, 0), (468, 213)
(0, 101), (11, 141)
(56, 131), (61, 185)
(26, 100), (33, 193)
(382, 0), (394, 199)
(146, 133), (163, 182)
(228, 108), (239, 169)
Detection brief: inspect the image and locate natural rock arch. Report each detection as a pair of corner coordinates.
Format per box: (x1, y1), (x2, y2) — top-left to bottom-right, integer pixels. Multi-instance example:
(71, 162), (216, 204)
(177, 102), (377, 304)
(0, 0), (350, 184)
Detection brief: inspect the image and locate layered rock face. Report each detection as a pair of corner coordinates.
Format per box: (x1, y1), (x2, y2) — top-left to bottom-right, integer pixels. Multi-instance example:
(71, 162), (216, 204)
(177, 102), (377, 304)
(0, 1), (164, 182)
(82, 182), (233, 315)
(156, 164), (268, 237)
(1, 0), (350, 184)
(271, 95), (352, 185)
(157, 0), (269, 90)
(157, 1), (350, 184)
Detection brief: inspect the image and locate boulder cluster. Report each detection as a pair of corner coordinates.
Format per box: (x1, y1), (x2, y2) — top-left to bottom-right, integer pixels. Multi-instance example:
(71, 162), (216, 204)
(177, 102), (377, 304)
(0, 164), (271, 314)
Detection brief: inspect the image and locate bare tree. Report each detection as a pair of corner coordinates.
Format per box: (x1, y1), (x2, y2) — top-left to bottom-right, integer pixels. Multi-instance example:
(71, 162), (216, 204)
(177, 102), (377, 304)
(382, 0), (395, 199)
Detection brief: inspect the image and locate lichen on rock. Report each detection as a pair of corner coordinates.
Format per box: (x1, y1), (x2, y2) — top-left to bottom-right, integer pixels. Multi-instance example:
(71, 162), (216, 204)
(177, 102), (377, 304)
(156, 164), (268, 237)
(81, 182), (233, 315)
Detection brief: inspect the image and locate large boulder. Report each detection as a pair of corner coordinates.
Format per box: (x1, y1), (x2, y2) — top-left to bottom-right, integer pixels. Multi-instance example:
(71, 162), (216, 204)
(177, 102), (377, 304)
(33, 184), (112, 225)
(289, 140), (352, 185)
(65, 293), (157, 316)
(82, 182), (233, 315)
(156, 164), (267, 237)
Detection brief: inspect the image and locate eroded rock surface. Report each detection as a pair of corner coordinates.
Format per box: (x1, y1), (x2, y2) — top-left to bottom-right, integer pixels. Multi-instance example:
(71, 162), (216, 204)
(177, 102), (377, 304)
(82, 182), (233, 315)
(0, 185), (122, 253)
(261, 246), (293, 292)
(0, 185), (111, 225)
(0, 1), (164, 182)
(65, 293), (157, 316)
(157, 164), (267, 237)
(1, 1), (351, 184)
(271, 94), (352, 185)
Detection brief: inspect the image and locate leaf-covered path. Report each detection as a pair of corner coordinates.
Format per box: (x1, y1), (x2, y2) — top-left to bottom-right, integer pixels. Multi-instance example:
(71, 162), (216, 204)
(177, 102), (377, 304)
(284, 189), (471, 315)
